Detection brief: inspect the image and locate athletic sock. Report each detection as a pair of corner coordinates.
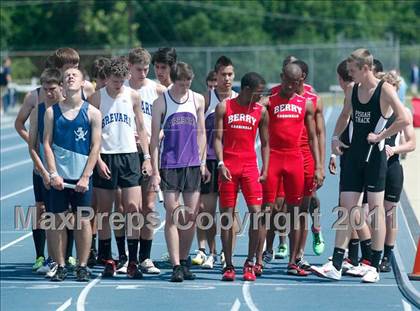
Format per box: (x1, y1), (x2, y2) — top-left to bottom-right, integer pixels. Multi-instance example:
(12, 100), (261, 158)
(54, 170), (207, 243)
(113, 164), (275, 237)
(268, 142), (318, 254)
(139, 238), (153, 262)
(91, 234), (97, 251)
(383, 244), (394, 259)
(116, 235), (126, 258)
(360, 239), (372, 263)
(332, 247), (346, 271)
(66, 229), (74, 258)
(348, 239), (360, 265)
(32, 229), (46, 258)
(371, 250), (383, 270)
(98, 239), (112, 260)
(127, 239), (138, 263)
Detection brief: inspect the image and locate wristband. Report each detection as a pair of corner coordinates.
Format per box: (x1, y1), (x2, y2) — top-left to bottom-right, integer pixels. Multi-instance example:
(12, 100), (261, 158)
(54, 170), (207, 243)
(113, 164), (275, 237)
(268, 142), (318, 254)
(332, 135), (339, 142)
(330, 154), (337, 159)
(49, 171), (59, 179)
(143, 154), (151, 160)
(200, 160), (206, 166)
(217, 161), (224, 168)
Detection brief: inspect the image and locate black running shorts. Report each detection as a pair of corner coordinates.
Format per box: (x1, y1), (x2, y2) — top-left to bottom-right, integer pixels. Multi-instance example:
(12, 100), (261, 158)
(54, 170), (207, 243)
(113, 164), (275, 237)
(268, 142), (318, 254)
(200, 160), (219, 194)
(160, 166), (201, 192)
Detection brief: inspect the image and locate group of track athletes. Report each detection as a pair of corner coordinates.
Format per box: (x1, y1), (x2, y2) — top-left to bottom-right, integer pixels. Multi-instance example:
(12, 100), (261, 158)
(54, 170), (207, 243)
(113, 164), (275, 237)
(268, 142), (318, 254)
(15, 46), (415, 283)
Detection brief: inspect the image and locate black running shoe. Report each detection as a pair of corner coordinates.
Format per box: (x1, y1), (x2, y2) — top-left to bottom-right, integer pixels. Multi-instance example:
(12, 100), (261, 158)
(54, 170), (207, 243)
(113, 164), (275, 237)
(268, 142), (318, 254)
(76, 266), (90, 282)
(102, 259), (116, 278)
(181, 260), (196, 280)
(127, 261), (143, 279)
(170, 265), (184, 282)
(51, 266), (67, 282)
(87, 249), (97, 268)
(379, 257), (391, 272)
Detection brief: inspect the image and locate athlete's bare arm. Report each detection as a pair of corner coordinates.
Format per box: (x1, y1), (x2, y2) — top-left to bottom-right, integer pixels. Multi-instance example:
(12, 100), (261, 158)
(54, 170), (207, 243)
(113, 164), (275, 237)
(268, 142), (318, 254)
(305, 102), (323, 186)
(132, 90), (152, 176)
(214, 99), (231, 181)
(150, 94), (165, 190)
(15, 90), (38, 143)
(331, 84), (353, 155)
(43, 106), (63, 191)
(203, 90), (210, 112)
(258, 106), (269, 182)
(82, 80), (95, 99)
(386, 109), (416, 158)
(314, 96), (326, 175)
(156, 84), (166, 96)
(87, 91), (101, 109)
(368, 82), (410, 143)
(195, 92), (210, 182)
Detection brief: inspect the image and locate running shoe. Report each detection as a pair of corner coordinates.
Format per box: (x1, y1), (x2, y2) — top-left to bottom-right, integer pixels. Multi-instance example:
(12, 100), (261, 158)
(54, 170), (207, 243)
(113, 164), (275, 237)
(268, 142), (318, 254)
(346, 260), (372, 277)
(140, 258), (161, 274)
(222, 266), (236, 281)
(161, 252), (171, 262)
(379, 257), (391, 273)
(296, 257), (311, 271)
(202, 255), (215, 269)
(243, 261), (256, 281)
(275, 244), (288, 259)
(312, 231), (325, 255)
(170, 265), (184, 282)
(116, 255), (128, 274)
(342, 258), (356, 275)
(254, 263), (263, 277)
(32, 256), (45, 271)
(127, 261), (143, 279)
(65, 256), (77, 271)
(87, 249), (97, 268)
(287, 263), (310, 276)
(51, 266), (67, 282)
(45, 262), (58, 278)
(102, 259), (116, 278)
(37, 256), (53, 274)
(362, 267), (380, 283)
(76, 266), (90, 282)
(191, 250), (207, 266)
(311, 261), (341, 280)
(181, 261), (196, 280)
(263, 250), (274, 263)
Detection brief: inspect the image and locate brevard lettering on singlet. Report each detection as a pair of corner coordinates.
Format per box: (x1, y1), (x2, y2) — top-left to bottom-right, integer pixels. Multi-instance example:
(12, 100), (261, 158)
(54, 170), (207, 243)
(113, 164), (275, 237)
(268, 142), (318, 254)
(354, 110), (371, 124)
(101, 112), (131, 128)
(141, 100), (153, 116)
(274, 103), (302, 118)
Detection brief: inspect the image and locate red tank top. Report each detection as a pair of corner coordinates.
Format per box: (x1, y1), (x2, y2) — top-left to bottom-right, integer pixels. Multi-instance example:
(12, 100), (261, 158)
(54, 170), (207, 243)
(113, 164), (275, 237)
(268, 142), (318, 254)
(299, 90), (318, 149)
(267, 93), (307, 151)
(271, 83), (313, 95)
(223, 98), (262, 161)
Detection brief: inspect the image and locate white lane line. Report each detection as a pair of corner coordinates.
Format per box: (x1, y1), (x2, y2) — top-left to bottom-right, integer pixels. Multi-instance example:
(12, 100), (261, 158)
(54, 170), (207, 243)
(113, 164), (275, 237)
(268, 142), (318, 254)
(0, 185), (33, 201)
(242, 282), (259, 311)
(1, 143), (26, 153)
(76, 274), (101, 311)
(0, 159), (32, 172)
(230, 298), (241, 311)
(0, 232), (32, 251)
(1, 132), (18, 140)
(56, 298), (72, 311)
(402, 299), (413, 311)
(399, 203), (417, 250)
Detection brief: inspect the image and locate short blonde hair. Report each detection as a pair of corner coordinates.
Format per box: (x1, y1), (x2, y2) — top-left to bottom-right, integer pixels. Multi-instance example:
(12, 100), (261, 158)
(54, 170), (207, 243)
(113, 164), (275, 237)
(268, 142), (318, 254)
(347, 48), (373, 69)
(128, 47), (151, 65)
(376, 70), (401, 91)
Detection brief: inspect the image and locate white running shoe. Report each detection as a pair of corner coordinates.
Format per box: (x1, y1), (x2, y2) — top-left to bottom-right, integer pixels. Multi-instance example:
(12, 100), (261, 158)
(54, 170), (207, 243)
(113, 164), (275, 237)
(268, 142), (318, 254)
(362, 268), (380, 283)
(116, 258), (128, 274)
(342, 260), (355, 275)
(37, 257), (53, 274)
(346, 262), (372, 277)
(262, 250), (274, 263)
(140, 259), (161, 274)
(311, 261), (341, 281)
(45, 262), (58, 278)
(202, 255), (215, 269)
(191, 250), (207, 265)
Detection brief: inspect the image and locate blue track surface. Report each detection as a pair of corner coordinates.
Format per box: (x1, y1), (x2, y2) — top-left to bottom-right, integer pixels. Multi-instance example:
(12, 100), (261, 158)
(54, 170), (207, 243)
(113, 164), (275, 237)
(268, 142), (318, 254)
(0, 106), (418, 311)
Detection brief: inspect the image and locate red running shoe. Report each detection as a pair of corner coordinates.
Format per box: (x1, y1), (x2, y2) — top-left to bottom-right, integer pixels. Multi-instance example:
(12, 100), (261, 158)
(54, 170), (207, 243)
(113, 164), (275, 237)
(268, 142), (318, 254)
(243, 262), (256, 281)
(254, 263), (263, 277)
(103, 259), (116, 278)
(222, 266), (236, 281)
(287, 263), (309, 276)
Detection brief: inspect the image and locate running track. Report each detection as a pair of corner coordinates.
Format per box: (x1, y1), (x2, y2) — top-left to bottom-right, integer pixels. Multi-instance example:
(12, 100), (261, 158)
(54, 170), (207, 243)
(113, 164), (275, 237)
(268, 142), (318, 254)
(0, 105), (418, 311)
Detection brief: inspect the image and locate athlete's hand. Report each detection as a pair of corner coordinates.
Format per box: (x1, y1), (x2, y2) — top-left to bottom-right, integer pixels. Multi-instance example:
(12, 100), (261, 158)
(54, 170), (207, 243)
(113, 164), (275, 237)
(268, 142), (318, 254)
(51, 175), (64, 191)
(97, 159), (111, 180)
(219, 164), (232, 182)
(150, 174), (161, 192)
(142, 159), (152, 177)
(201, 165), (211, 184)
(367, 132), (381, 144)
(329, 156), (337, 175)
(331, 138), (349, 156)
(314, 167), (324, 188)
(41, 171), (51, 190)
(258, 171), (267, 183)
(385, 145), (395, 159)
(75, 176), (89, 193)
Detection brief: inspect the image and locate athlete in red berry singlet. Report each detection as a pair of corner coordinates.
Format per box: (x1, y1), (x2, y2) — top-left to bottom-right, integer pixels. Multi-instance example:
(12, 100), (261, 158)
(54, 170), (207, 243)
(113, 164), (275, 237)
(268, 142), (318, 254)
(214, 72), (269, 282)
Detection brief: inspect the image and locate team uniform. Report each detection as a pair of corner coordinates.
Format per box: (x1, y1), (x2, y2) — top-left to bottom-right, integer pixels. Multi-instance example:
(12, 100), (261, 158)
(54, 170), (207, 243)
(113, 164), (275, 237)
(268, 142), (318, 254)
(263, 93), (307, 206)
(160, 90), (201, 192)
(49, 101), (93, 213)
(219, 98), (263, 208)
(340, 80), (388, 193)
(202, 89), (238, 194)
(93, 86), (141, 189)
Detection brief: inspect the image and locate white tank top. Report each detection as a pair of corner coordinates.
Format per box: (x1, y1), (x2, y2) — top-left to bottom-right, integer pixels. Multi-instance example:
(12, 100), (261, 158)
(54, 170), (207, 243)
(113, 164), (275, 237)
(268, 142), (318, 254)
(99, 86), (137, 154)
(125, 78), (158, 138)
